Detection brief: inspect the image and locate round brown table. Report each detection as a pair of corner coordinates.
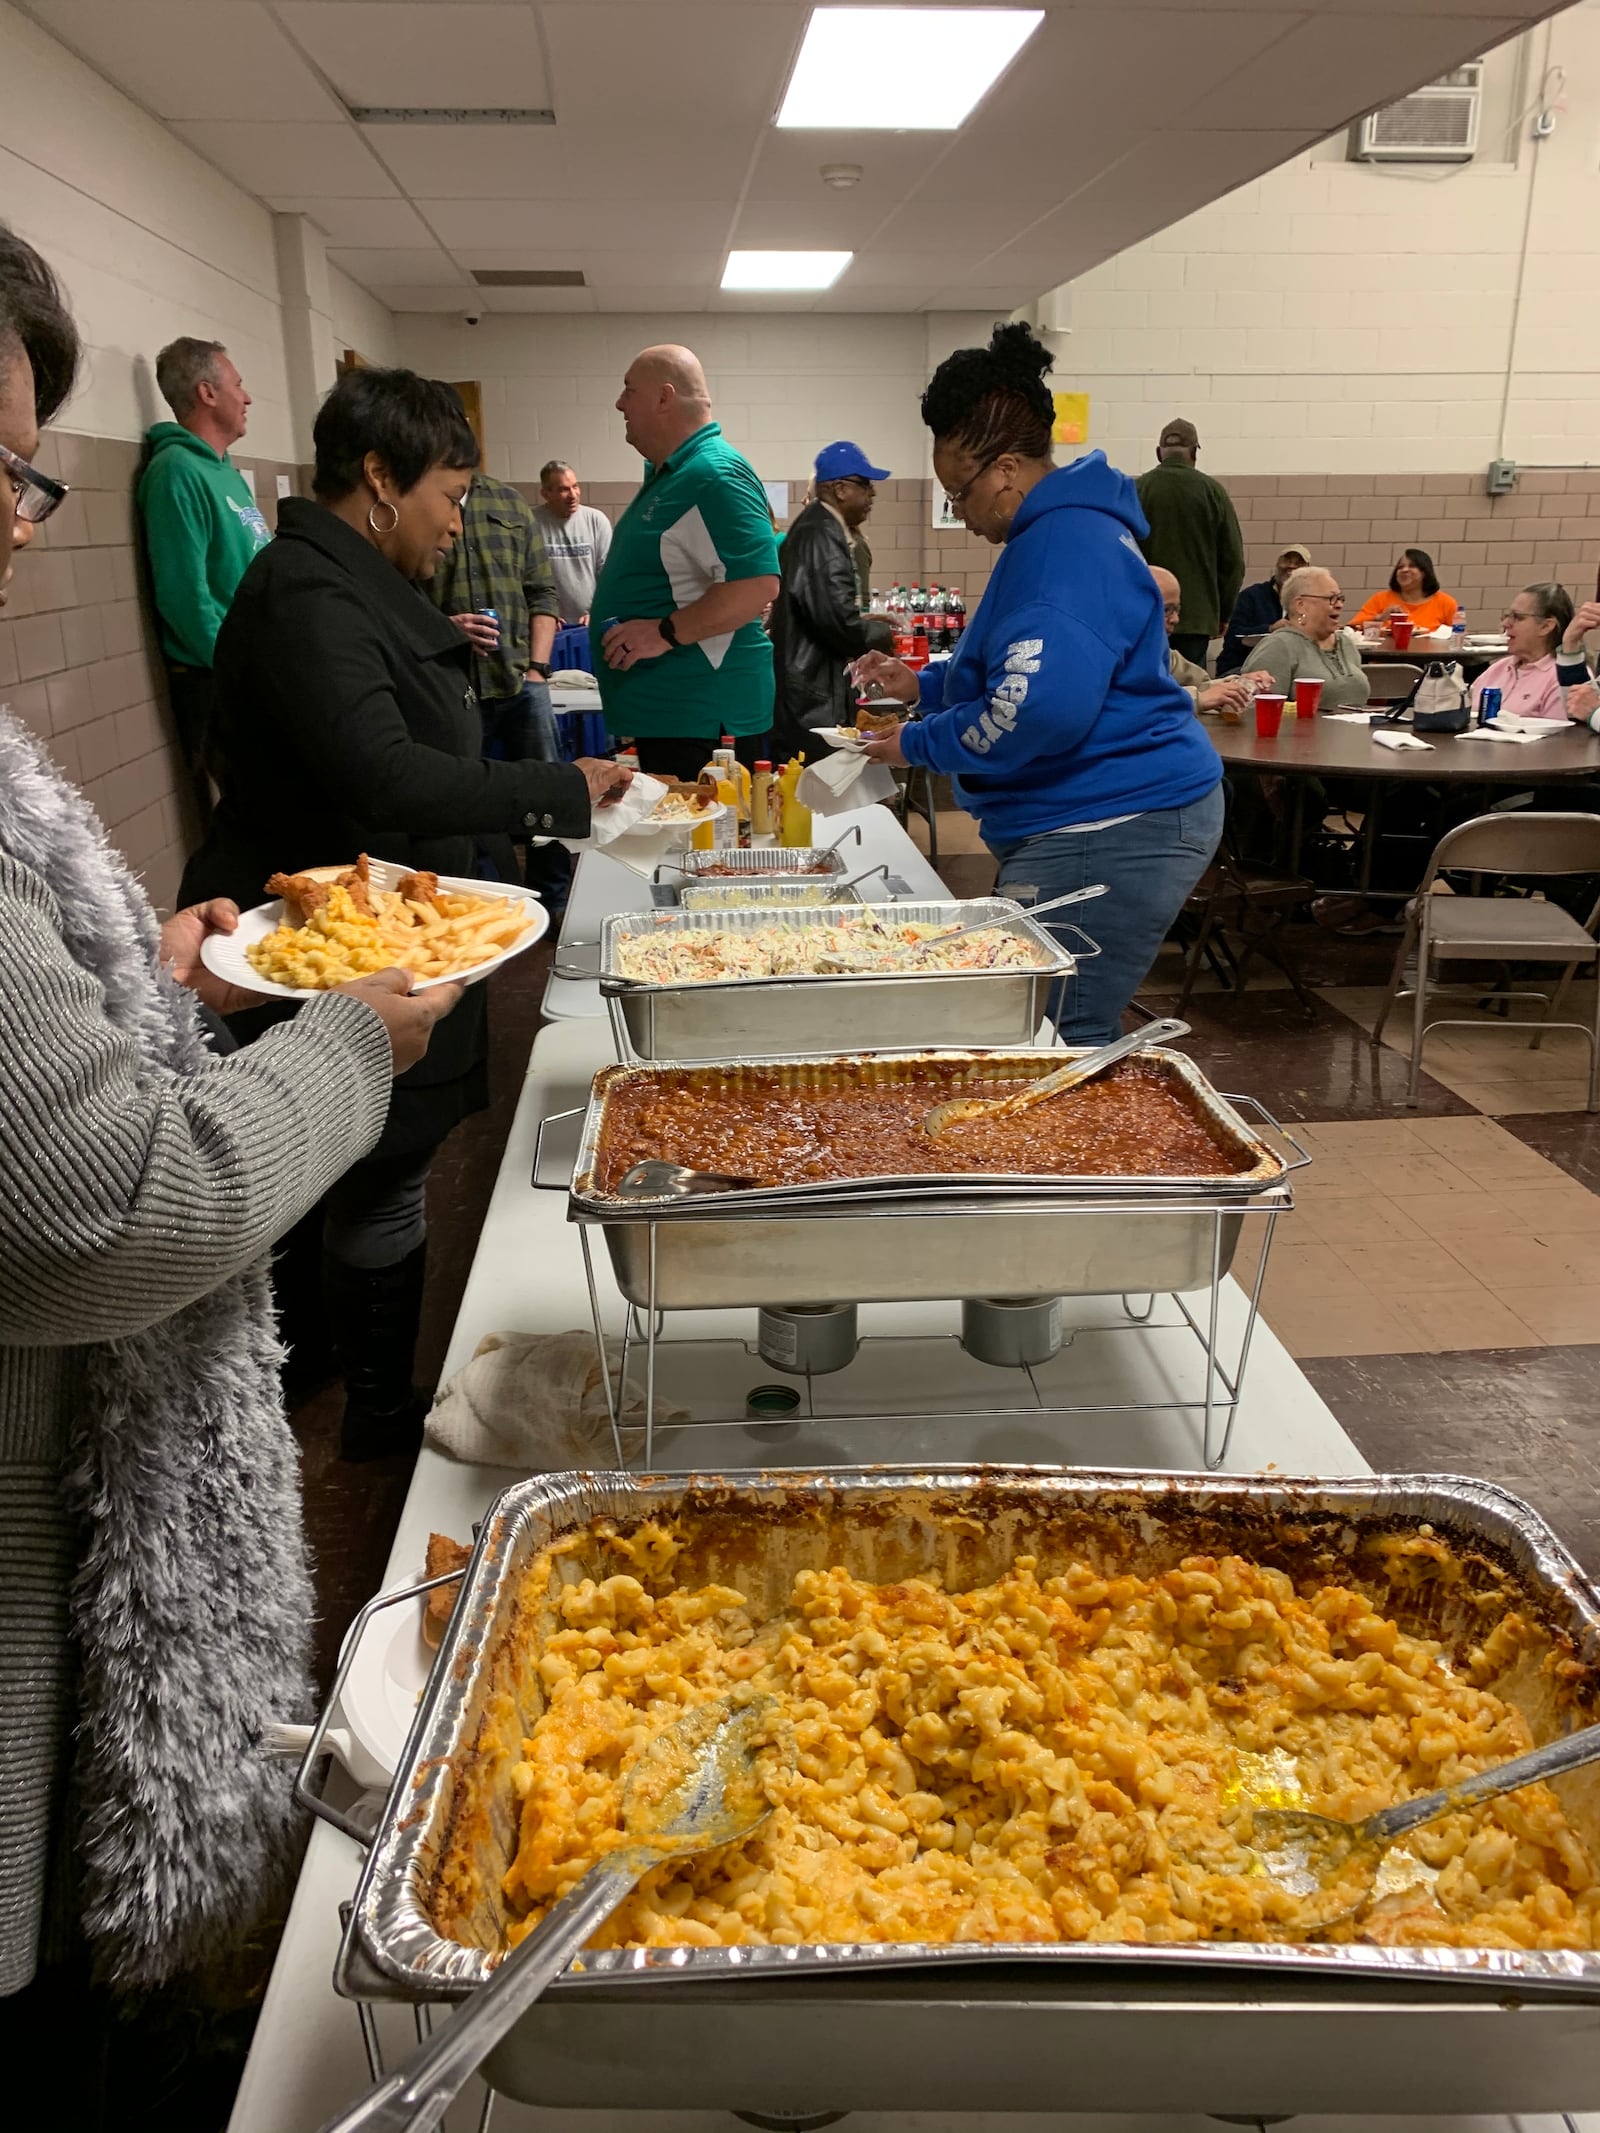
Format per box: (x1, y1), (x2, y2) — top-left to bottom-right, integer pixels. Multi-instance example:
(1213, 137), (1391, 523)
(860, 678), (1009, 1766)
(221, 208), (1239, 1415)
(1205, 711), (1600, 890)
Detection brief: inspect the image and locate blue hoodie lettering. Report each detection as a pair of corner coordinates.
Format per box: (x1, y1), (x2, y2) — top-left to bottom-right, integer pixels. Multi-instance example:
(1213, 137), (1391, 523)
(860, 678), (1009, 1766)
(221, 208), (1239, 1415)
(901, 453), (1222, 844)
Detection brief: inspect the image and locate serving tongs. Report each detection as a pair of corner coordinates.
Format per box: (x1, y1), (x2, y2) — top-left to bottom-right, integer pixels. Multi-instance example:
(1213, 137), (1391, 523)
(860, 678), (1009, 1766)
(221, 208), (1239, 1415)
(921, 1016), (1191, 1137)
(316, 1696), (788, 2133)
(813, 880), (1108, 974)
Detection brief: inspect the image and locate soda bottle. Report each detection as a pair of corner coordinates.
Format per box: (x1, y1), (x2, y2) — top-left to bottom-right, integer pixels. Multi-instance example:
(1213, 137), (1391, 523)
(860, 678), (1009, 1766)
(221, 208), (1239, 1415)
(947, 586), (965, 641)
(909, 617), (929, 670)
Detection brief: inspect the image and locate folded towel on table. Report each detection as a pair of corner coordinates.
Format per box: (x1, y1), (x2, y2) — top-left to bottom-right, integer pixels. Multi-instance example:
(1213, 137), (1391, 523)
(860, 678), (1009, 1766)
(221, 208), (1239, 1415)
(549, 668), (599, 690)
(425, 1330), (684, 1468)
(1372, 728), (1433, 752)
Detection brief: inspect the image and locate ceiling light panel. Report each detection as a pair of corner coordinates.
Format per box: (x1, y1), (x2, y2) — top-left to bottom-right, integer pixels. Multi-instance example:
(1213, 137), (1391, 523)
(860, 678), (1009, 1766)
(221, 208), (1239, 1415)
(721, 250), (852, 290)
(776, 8), (1043, 131)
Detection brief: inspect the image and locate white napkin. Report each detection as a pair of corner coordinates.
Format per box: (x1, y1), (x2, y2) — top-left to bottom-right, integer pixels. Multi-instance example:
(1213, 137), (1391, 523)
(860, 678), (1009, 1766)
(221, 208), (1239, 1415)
(1372, 728), (1433, 751)
(560, 771), (668, 850)
(1457, 716), (1563, 744)
(548, 668), (599, 690)
(1325, 710), (1380, 724)
(797, 747), (897, 815)
(425, 1330), (685, 1468)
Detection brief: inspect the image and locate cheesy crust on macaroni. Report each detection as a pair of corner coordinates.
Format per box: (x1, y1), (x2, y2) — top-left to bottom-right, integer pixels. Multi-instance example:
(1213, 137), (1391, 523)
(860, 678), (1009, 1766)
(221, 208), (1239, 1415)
(476, 1525), (1600, 1954)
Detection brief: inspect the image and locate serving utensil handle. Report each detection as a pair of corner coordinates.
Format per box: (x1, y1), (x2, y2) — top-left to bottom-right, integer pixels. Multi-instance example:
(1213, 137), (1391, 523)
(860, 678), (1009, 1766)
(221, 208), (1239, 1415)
(902, 881), (1109, 960)
(1367, 1720), (1600, 1843)
(314, 1853), (647, 2133)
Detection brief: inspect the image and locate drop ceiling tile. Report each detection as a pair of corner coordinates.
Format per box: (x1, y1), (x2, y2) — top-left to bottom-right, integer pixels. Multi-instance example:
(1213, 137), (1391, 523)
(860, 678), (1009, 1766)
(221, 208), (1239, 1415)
(328, 246), (472, 287)
(276, 1), (550, 107)
(362, 122), (754, 201)
(171, 121), (397, 196)
(581, 251), (725, 290)
(731, 197), (897, 250)
(425, 200), (733, 250)
(540, 4), (798, 127)
(362, 283), (488, 311)
(20, 0), (342, 121)
(266, 196), (436, 247)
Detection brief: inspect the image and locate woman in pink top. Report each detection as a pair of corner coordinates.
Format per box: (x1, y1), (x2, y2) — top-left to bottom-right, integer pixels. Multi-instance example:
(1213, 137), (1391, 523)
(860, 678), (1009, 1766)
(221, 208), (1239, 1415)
(1470, 582), (1574, 719)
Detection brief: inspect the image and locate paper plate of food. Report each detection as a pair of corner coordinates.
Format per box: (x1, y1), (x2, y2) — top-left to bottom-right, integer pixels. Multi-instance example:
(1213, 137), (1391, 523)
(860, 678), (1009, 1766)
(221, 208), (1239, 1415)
(202, 853), (548, 1001)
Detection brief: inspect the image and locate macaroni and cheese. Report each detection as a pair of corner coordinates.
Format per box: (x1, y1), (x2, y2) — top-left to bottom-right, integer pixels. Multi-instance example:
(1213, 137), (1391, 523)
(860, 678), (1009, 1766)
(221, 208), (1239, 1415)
(454, 1523), (1600, 1955)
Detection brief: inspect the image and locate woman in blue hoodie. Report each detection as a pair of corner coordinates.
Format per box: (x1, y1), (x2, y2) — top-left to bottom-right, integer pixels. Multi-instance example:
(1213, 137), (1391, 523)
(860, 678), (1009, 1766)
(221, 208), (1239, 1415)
(860, 324), (1222, 1044)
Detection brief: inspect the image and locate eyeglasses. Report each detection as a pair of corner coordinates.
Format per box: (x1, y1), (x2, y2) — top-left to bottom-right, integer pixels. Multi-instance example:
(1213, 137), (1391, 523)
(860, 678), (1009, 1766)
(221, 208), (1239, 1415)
(1503, 607), (1539, 624)
(942, 455), (1000, 513)
(1301, 591), (1343, 605)
(0, 441), (69, 525)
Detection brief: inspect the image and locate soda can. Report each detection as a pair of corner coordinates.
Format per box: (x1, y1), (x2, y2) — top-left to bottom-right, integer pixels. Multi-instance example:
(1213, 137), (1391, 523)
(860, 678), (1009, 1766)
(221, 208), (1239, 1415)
(1479, 686), (1502, 725)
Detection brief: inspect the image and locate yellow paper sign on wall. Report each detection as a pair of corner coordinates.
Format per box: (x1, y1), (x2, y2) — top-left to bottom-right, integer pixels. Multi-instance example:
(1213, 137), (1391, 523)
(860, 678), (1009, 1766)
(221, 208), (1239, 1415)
(1052, 391), (1090, 447)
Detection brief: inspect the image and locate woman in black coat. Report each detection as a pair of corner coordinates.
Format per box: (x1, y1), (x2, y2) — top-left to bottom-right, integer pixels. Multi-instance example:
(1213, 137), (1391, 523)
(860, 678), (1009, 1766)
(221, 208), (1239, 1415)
(183, 369), (629, 1457)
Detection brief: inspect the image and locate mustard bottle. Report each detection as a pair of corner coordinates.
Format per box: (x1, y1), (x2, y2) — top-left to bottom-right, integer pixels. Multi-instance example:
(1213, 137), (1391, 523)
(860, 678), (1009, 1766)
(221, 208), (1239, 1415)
(777, 755), (812, 847)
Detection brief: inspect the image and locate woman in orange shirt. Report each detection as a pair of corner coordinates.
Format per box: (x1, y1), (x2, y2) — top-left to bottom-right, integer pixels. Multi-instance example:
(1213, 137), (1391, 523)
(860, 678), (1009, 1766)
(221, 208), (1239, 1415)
(1349, 548), (1458, 635)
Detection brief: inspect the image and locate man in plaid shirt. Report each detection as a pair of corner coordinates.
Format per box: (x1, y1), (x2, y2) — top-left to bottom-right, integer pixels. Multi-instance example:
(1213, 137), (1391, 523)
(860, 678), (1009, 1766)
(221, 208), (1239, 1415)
(429, 469), (561, 762)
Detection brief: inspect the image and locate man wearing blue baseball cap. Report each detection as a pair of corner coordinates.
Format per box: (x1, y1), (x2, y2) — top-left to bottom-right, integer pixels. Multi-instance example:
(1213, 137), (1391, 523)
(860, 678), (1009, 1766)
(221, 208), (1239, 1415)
(770, 441), (894, 759)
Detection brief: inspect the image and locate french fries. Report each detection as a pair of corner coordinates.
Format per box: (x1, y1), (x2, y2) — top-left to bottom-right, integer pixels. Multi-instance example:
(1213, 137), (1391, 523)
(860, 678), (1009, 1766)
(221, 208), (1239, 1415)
(246, 860), (534, 990)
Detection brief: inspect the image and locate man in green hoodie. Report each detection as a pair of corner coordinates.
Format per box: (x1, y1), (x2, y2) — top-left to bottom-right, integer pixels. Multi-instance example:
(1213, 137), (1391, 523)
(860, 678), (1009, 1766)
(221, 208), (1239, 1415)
(137, 337), (271, 809)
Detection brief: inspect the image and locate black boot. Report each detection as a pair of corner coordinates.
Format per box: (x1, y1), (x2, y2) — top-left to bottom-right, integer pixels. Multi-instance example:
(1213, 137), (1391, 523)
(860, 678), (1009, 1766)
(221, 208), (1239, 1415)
(323, 1242), (432, 1463)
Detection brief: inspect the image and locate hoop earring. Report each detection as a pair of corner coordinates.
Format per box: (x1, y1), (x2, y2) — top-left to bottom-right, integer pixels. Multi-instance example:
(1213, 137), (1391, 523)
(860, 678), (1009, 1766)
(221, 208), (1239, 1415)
(368, 498), (400, 536)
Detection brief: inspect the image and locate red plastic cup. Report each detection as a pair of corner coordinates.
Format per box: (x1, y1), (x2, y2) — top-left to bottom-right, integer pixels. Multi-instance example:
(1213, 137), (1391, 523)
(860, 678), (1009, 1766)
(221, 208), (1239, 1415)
(1254, 693), (1286, 738)
(1293, 676), (1324, 717)
(1391, 618), (1414, 650)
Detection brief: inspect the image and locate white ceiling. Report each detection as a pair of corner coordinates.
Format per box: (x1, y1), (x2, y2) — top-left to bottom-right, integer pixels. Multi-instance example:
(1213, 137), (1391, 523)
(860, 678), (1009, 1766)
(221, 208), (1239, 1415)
(19, 0), (1574, 315)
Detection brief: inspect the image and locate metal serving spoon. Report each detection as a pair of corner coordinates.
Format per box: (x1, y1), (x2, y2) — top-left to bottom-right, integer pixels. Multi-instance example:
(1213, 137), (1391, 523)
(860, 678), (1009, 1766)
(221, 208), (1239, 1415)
(921, 1017), (1191, 1138)
(813, 881), (1108, 974)
(614, 1158), (758, 1197)
(1247, 1718), (1600, 1898)
(317, 1695), (786, 2133)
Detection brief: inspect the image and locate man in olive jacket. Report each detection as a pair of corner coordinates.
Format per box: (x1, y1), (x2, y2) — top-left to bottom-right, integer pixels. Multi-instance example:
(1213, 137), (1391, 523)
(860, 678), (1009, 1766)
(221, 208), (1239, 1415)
(1134, 418), (1244, 670)
(770, 440), (894, 760)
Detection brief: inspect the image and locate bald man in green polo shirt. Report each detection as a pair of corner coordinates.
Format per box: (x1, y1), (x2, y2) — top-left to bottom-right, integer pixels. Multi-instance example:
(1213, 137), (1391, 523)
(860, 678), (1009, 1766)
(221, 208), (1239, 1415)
(592, 345), (780, 780)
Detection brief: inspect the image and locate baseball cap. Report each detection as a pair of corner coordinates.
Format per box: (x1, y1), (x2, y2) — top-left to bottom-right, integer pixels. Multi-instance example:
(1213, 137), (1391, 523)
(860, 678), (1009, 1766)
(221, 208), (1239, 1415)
(1278, 541), (1312, 565)
(1158, 418), (1199, 451)
(815, 440), (890, 482)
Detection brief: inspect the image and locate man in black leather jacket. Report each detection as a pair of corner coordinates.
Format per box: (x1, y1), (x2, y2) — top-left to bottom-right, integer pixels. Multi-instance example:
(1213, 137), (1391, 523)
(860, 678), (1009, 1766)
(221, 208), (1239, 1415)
(770, 440), (894, 760)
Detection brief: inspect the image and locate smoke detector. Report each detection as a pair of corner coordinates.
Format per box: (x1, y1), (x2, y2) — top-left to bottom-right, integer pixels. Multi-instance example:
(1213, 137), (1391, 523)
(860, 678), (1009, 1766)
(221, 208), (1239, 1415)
(820, 162), (863, 189)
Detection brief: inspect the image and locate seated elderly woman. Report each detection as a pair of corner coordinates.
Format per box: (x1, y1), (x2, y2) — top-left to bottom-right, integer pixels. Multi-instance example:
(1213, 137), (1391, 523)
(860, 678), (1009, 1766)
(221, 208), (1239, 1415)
(1470, 582), (1574, 720)
(1249, 566), (1371, 711)
(1348, 549), (1458, 637)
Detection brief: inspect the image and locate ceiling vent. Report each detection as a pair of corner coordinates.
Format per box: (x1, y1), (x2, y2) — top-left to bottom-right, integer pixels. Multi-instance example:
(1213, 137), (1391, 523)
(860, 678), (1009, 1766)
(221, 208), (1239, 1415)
(349, 106), (555, 125)
(470, 269), (587, 288)
(1355, 64), (1481, 162)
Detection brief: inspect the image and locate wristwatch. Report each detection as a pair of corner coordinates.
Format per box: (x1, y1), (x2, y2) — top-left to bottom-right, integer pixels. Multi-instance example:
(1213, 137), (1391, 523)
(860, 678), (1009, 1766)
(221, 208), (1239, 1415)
(657, 615), (679, 649)
(528, 660), (552, 680)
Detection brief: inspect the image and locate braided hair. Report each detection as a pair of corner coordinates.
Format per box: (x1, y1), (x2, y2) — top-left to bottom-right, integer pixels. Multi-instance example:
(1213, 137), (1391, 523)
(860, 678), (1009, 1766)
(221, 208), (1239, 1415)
(920, 320), (1054, 462)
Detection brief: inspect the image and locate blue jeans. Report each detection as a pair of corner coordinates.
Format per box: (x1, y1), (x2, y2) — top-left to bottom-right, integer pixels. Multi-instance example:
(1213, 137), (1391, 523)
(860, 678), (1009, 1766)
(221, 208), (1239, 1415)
(989, 784), (1224, 1044)
(480, 679), (559, 763)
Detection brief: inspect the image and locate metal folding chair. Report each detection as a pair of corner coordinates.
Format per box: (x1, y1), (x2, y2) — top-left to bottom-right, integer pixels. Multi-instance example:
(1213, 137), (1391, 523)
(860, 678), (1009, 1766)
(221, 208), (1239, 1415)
(1364, 661), (1424, 705)
(1369, 811), (1600, 1108)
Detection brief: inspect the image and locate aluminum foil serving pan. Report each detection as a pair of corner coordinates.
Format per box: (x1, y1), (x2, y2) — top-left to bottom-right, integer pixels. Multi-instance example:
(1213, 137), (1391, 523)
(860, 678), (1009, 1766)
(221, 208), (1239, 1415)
(664, 845), (853, 883)
(597, 899), (1074, 1061)
(560, 1049), (1296, 1308)
(675, 881), (862, 911)
(336, 1469), (1600, 2113)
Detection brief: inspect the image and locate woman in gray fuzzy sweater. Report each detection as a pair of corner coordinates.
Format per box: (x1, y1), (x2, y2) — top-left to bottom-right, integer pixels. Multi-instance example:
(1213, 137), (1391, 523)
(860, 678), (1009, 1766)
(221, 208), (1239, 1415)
(0, 228), (460, 2004)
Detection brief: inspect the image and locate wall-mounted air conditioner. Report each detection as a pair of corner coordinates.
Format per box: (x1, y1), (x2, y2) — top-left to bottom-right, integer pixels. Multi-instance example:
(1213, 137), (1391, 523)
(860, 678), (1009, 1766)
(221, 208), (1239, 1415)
(1355, 63), (1481, 163)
